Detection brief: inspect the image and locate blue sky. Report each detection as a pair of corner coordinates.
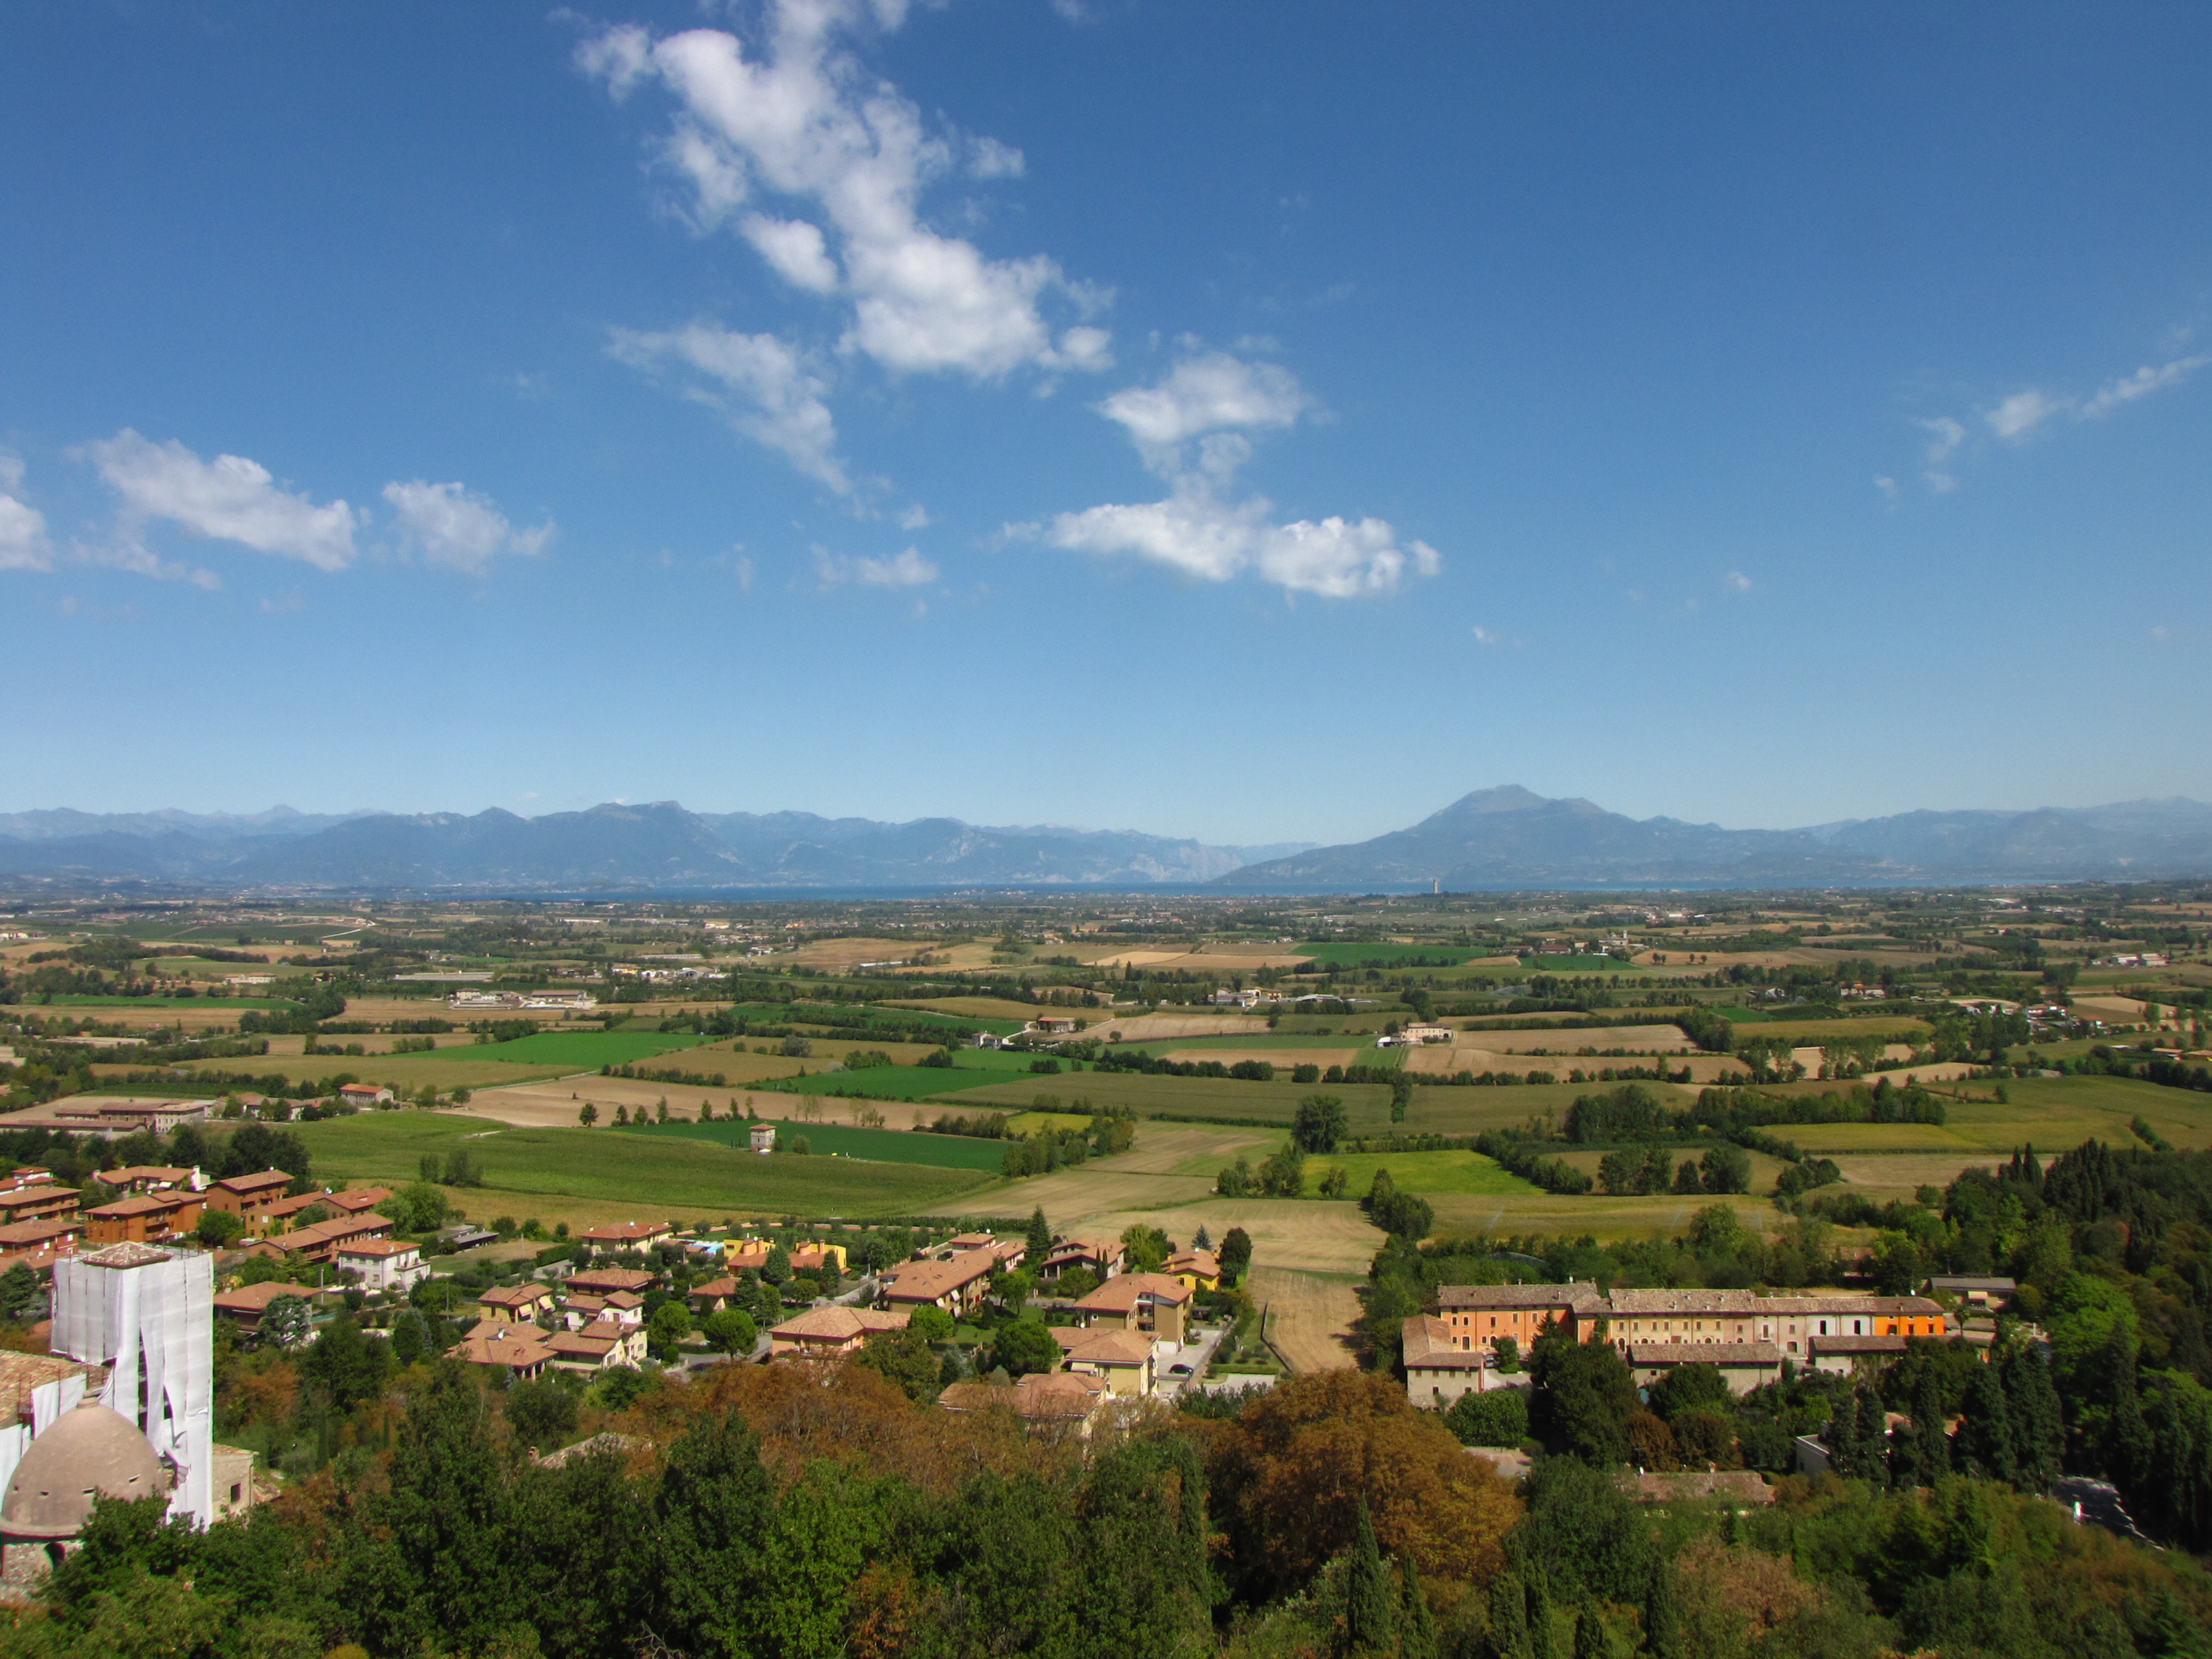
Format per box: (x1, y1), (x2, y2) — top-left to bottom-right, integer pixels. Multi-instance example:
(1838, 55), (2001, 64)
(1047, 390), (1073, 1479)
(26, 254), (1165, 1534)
(4, 2), (2207, 847)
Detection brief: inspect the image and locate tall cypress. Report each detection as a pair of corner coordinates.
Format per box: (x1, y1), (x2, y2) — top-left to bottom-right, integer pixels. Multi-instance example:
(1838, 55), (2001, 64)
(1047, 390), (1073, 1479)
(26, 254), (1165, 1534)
(1345, 1501), (1396, 1656)
(1643, 1558), (1679, 1659)
(1573, 1605), (1610, 1659)
(1526, 1577), (1558, 1659)
(1025, 1206), (1053, 1262)
(1397, 1555), (1439, 1659)
(1488, 1572), (1531, 1659)
(1957, 1361), (2019, 1487)
(2104, 1328), (2154, 1504)
(1855, 1381), (1893, 1487)
(2001, 1346), (2064, 1493)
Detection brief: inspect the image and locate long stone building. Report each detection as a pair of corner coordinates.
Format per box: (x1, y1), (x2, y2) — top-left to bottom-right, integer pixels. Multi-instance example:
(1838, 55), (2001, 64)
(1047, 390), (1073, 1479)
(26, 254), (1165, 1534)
(1403, 1282), (1948, 1406)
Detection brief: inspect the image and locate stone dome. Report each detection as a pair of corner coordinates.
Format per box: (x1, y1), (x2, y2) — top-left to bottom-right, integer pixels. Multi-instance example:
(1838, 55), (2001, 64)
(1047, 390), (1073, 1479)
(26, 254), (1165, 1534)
(1, 1401), (169, 1540)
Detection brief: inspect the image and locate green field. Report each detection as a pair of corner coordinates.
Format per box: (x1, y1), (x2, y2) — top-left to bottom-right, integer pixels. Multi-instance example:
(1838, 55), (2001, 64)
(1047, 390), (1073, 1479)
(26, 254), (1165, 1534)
(175, 1053), (575, 1091)
(620, 1118), (1010, 1171)
(941, 1073), (1397, 1128)
(1117, 1033), (1369, 1057)
(1292, 943), (1495, 968)
(479, 1031), (709, 1067)
(1734, 1017), (1933, 1044)
(764, 1064), (1013, 1102)
(1522, 955), (1636, 972)
(33, 994), (302, 1010)
(745, 1002), (1027, 1035)
(280, 1111), (997, 1218)
(1313, 1148), (1541, 1198)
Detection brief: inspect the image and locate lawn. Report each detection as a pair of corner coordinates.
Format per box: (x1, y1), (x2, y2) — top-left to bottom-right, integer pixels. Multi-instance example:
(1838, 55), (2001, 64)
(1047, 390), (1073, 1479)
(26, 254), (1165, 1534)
(1312, 1148), (1542, 1199)
(280, 1111), (998, 1218)
(619, 1118), (1010, 1171)
(1522, 955), (1638, 972)
(478, 1031), (709, 1068)
(882, 997), (1042, 1025)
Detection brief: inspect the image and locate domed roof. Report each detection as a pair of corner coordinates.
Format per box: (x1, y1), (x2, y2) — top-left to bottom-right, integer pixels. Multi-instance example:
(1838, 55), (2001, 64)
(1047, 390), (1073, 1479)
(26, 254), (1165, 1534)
(1, 1400), (170, 1540)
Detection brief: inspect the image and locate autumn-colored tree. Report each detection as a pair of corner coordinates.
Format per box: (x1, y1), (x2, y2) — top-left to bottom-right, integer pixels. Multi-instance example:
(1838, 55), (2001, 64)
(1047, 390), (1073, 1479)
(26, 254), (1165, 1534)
(1199, 1370), (1519, 1605)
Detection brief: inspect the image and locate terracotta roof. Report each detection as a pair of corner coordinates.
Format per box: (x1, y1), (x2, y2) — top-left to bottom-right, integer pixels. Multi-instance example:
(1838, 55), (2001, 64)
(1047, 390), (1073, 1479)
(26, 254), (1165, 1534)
(214, 1281), (320, 1313)
(88, 1192), (196, 1219)
(1071, 1272), (1190, 1313)
(214, 1170), (294, 1196)
(688, 1276), (739, 1299)
(0, 1218), (82, 1248)
(579, 1221), (672, 1243)
(883, 1250), (998, 1302)
(479, 1283), (554, 1308)
(939, 1370), (1108, 1421)
(92, 1166), (193, 1188)
(1810, 1334), (1909, 1354)
(1401, 1314), (1487, 1370)
(566, 1268), (656, 1295)
(771, 1306), (908, 1343)
(337, 1238), (415, 1258)
(1439, 1283), (1608, 1312)
(1607, 1289), (1760, 1316)
(1056, 1328), (1153, 1367)
(450, 1327), (555, 1368)
(284, 1213), (391, 1251)
(1166, 1251), (1220, 1277)
(324, 1187), (393, 1214)
(0, 1352), (105, 1426)
(1753, 1294), (1943, 1317)
(1624, 1341), (1783, 1366)
(77, 1243), (177, 1269)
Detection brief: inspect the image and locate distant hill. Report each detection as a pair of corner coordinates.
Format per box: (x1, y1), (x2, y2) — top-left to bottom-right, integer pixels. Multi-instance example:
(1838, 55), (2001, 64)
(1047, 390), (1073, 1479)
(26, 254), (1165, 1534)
(1212, 786), (2212, 888)
(0, 801), (1313, 891)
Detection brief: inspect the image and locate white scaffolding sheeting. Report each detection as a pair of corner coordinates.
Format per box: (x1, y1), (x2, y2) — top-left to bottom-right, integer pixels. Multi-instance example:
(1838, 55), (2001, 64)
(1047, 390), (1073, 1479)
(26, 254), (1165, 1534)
(52, 1250), (214, 1528)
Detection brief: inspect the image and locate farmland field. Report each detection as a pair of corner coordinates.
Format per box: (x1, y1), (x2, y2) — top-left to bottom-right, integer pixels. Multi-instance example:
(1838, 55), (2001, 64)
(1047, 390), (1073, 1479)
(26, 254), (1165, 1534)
(765, 1064), (1016, 1101)
(617, 1118), (1010, 1172)
(1313, 1148), (1540, 1198)
(175, 1053), (576, 1091)
(1291, 943), (1495, 968)
(1117, 1033), (1368, 1056)
(883, 997), (1043, 1023)
(478, 1031), (709, 1067)
(1731, 1017), (1933, 1044)
(32, 994), (302, 1010)
(1521, 954), (1638, 972)
(279, 1111), (998, 1221)
(939, 1072), (1396, 1127)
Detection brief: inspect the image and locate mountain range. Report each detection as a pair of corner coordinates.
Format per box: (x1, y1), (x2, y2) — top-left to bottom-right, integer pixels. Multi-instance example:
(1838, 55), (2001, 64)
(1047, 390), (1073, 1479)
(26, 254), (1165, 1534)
(1212, 786), (2212, 888)
(1, 788), (2207, 892)
(0, 802), (1309, 892)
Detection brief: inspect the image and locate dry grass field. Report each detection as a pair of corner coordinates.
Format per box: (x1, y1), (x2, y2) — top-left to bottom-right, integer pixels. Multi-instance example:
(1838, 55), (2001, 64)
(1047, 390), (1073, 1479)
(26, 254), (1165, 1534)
(784, 936), (923, 970)
(1093, 947), (1309, 971)
(1095, 1013), (1273, 1042)
(1248, 1267), (1364, 1372)
(1445, 1023), (1697, 1055)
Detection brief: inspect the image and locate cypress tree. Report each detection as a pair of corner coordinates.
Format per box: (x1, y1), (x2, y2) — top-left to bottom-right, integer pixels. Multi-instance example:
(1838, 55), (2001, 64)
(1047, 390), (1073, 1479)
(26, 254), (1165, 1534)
(1855, 1380), (1892, 1486)
(1025, 1206), (1053, 1262)
(1488, 1572), (1531, 1659)
(1895, 1374), (1951, 1488)
(2003, 1345), (2064, 1493)
(1643, 1559), (1679, 1659)
(1345, 1501), (1396, 1656)
(1573, 1605), (1610, 1659)
(1397, 1556), (1439, 1659)
(1957, 1361), (2019, 1486)
(1526, 1577), (1558, 1659)
(2104, 1328), (2154, 1503)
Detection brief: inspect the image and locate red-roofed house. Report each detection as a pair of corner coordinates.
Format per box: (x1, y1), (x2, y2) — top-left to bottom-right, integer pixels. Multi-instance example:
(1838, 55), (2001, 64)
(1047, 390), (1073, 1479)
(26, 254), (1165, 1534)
(881, 1249), (1000, 1318)
(767, 1305), (908, 1358)
(577, 1221), (675, 1247)
(1070, 1273), (1192, 1345)
(336, 1236), (429, 1294)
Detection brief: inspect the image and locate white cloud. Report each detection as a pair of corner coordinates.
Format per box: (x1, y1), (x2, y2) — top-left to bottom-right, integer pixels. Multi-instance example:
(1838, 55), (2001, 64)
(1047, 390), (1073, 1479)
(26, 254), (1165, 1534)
(896, 504), (930, 529)
(610, 322), (850, 491)
(382, 480), (554, 573)
(742, 214), (840, 293)
(1723, 570), (1752, 593)
(1046, 482), (1437, 600)
(1038, 352), (1437, 599)
(1986, 388), (2066, 441)
(0, 456), (51, 572)
(579, 6), (1109, 382)
(1098, 352), (1311, 455)
(2082, 353), (2210, 418)
(1471, 624), (1497, 646)
(814, 544), (938, 587)
(82, 429), (357, 572)
(1918, 416), (1964, 493)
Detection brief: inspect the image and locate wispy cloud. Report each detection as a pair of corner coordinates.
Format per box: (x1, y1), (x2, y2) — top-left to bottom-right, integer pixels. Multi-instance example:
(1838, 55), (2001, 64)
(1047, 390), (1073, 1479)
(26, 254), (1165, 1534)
(383, 480), (554, 573)
(81, 429), (356, 577)
(610, 322), (849, 492)
(1723, 570), (1752, 594)
(1905, 349), (2212, 494)
(814, 544), (938, 588)
(1030, 350), (1438, 599)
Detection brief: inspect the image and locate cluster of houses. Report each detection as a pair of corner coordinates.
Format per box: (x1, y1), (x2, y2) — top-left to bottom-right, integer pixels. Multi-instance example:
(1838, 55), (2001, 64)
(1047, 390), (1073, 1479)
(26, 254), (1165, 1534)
(1402, 1283), (1954, 1404)
(0, 1163), (428, 1311)
(432, 1222), (1229, 1437)
(444, 988), (600, 1011)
